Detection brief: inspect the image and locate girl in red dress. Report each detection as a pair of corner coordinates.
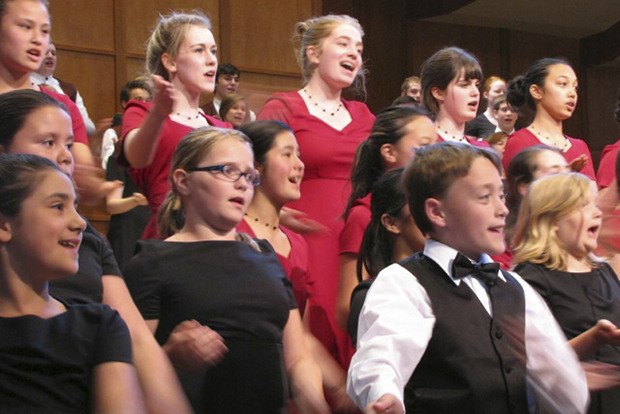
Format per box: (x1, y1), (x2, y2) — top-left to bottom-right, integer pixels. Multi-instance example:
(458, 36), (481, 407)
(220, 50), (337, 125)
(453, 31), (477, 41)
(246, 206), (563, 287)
(238, 120), (356, 412)
(336, 105), (435, 330)
(120, 11), (229, 239)
(258, 15), (375, 367)
(504, 58), (595, 179)
(420, 47), (489, 148)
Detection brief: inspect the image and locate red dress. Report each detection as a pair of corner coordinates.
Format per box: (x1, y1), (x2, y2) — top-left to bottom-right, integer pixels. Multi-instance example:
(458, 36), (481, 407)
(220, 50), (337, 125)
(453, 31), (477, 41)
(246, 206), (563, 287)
(120, 100), (230, 239)
(258, 91), (375, 366)
(503, 128), (595, 180)
(597, 140), (620, 189)
(41, 88), (88, 145)
(237, 219), (313, 316)
(339, 194), (371, 255)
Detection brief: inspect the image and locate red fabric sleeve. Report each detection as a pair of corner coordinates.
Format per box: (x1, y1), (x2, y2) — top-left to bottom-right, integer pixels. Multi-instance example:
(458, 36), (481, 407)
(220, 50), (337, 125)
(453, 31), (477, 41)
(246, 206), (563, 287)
(597, 142), (620, 189)
(339, 197), (371, 255)
(257, 94), (293, 124)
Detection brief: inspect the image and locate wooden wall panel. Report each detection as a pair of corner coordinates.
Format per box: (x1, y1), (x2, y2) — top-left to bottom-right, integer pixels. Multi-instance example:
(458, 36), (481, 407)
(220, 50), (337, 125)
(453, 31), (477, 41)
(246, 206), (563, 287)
(125, 58), (148, 81)
(354, 0), (408, 112)
(49, 0), (114, 52)
(407, 21), (502, 79)
(54, 51), (116, 124)
(237, 72), (304, 115)
(221, 0), (313, 75)
(121, 0), (220, 57)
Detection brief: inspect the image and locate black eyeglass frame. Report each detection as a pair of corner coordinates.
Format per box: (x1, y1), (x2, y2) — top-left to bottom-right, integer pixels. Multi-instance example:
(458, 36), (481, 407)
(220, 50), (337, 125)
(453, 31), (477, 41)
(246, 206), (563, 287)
(187, 164), (261, 186)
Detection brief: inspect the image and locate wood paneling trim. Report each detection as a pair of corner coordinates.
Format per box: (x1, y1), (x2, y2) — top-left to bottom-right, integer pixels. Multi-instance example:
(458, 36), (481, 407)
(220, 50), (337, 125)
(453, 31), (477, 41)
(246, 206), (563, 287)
(54, 44), (115, 56)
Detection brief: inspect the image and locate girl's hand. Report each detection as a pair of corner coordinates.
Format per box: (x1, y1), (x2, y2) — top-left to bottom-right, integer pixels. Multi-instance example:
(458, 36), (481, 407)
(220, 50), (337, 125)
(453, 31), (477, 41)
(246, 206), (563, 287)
(163, 320), (228, 371)
(582, 360), (620, 391)
(150, 75), (176, 118)
(595, 319), (620, 346)
(568, 154), (588, 172)
(280, 207), (328, 234)
(132, 193), (149, 207)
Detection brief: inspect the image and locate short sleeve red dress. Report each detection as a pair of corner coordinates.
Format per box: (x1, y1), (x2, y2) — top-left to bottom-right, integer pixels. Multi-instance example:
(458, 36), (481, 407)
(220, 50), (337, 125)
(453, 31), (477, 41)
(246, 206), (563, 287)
(259, 91), (374, 366)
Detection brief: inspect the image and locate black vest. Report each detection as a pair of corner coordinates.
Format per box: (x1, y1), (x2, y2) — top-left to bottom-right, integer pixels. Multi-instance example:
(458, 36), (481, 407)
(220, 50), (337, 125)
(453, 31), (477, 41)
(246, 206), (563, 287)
(400, 252), (529, 414)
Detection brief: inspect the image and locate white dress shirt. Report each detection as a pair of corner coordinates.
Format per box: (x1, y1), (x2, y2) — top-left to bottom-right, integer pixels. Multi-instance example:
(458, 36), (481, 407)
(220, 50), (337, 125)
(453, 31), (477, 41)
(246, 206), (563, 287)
(31, 73), (96, 135)
(347, 239), (589, 413)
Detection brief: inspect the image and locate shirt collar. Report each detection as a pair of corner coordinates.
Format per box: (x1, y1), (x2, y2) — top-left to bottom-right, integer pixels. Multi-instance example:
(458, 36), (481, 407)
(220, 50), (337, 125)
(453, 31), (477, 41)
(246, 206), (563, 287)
(30, 73), (60, 87)
(423, 239), (495, 283)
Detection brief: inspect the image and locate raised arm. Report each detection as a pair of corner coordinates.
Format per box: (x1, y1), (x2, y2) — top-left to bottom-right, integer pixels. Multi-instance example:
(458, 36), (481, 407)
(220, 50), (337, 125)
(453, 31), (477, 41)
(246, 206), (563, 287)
(123, 76), (175, 169)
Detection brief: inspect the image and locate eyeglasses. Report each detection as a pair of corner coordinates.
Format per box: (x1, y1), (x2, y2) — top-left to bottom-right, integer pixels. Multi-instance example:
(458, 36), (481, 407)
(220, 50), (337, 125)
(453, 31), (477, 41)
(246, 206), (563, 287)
(187, 164), (261, 187)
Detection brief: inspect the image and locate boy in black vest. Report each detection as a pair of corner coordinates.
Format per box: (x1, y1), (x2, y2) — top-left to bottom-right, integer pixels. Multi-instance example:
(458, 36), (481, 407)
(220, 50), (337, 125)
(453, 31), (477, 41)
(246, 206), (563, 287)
(347, 142), (588, 414)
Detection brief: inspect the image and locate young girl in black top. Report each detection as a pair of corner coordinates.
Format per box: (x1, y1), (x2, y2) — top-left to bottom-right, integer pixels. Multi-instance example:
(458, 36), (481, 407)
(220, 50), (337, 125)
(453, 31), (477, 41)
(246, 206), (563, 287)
(125, 127), (328, 413)
(513, 172), (620, 413)
(0, 153), (144, 413)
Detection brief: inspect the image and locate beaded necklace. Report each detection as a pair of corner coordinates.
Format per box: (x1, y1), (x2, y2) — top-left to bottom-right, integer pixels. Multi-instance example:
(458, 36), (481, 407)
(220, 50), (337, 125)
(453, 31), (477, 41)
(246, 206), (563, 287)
(529, 125), (570, 152)
(302, 88), (343, 116)
(244, 212), (278, 230)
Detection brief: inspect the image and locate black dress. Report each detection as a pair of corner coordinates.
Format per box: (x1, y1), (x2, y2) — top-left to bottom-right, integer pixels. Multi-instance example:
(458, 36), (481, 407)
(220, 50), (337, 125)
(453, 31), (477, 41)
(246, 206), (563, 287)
(465, 113), (496, 139)
(124, 238), (297, 414)
(0, 304), (131, 413)
(516, 262), (620, 414)
(105, 156), (150, 272)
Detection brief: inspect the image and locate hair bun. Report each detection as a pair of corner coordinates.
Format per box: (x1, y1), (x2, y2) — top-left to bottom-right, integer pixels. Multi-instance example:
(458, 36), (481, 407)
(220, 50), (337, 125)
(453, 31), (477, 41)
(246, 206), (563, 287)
(507, 75), (527, 109)
(294, 21), (308, 37)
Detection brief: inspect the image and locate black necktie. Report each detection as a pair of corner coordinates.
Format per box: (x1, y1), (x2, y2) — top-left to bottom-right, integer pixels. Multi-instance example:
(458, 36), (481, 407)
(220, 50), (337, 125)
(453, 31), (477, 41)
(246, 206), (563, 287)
(451, 252), (500, 288)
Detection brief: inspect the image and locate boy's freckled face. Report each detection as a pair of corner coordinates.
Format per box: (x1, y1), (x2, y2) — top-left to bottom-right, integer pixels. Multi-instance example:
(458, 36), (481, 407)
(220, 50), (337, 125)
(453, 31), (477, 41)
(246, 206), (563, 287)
(436, 157), (508, 259)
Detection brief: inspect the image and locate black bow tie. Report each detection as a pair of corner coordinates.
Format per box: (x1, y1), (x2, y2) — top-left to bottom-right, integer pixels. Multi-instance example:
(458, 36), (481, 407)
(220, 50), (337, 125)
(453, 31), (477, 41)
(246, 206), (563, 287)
(451, 253), (500, 288)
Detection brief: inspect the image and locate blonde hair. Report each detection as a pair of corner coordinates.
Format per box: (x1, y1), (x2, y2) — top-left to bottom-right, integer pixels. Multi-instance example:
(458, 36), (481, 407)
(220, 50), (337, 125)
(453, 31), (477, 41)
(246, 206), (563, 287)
(400, 76), (421, 95)
(146, 11), (212, 80)
(512, 172), (595, 270)
(158, 127), (251, 238)
(293, 14), (366, 96)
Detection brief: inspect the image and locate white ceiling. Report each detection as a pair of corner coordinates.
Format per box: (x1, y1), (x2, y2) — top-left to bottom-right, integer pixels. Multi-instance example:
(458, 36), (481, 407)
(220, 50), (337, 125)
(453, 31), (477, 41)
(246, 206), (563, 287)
(423, 0), (619, 39)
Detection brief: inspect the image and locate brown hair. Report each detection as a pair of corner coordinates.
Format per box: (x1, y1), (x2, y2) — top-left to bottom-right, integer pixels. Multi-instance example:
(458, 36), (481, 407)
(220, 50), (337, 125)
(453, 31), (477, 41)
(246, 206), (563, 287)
(293, 14), (366, 96)
(420, 47), (482, 115)
(219, 93), (246, 123)
(145, 11), (212, 80)
(402, 142), (501, 234)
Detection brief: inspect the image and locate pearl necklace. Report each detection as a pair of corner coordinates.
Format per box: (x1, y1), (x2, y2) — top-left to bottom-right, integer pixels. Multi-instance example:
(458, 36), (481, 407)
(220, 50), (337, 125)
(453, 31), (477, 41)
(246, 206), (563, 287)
(302, 89), (343, 116)
(175, 109), (202, 121)
(244, 212), (278, 230)
(436, 125), (468, 143)
(529, 125), (570, 152)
